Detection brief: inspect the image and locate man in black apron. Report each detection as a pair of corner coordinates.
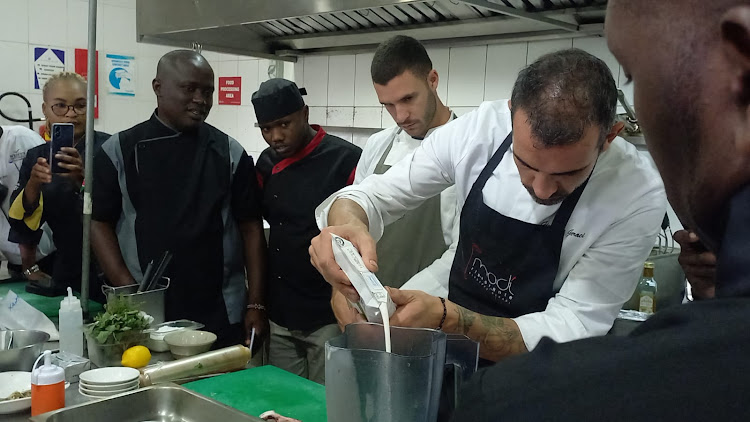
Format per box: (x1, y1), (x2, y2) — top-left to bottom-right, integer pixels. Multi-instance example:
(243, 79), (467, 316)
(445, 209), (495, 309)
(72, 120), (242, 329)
(91, 50), (268, 349)
(451, 1), (750, 420)
(330, 35), (459, 329)
(312, 49), (666, 363)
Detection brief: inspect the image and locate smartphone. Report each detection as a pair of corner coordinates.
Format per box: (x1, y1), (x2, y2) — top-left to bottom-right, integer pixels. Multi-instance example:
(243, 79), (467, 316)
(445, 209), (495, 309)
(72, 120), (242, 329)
(50, 123), (75, 174)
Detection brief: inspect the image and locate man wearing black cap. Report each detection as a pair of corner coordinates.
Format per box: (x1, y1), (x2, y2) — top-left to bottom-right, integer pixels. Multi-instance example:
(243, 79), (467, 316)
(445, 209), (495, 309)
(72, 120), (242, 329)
(254, 78), (361, 384)
(91, 50), (268, 350)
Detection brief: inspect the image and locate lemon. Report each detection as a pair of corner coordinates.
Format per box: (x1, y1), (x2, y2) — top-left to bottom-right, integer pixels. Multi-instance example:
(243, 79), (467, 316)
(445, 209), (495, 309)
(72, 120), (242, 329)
(121, 345), (151, 368)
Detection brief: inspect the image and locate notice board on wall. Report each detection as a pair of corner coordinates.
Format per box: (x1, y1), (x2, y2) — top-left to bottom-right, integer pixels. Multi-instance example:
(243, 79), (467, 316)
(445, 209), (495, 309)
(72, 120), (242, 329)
(219, 77), (241, 105)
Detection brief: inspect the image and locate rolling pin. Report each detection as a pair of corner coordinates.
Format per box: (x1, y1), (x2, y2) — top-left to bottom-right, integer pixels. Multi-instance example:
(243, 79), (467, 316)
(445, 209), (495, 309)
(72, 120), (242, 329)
(140, 345), (251, 386)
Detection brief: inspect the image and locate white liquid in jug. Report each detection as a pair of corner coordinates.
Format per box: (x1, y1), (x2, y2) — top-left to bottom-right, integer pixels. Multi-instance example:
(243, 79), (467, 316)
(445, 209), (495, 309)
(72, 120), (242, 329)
(379, 302), (392, 353)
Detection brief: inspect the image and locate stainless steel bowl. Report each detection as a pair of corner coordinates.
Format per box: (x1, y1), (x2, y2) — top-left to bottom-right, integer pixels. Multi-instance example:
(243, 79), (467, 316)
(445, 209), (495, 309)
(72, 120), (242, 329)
(0, 330), (50, 371)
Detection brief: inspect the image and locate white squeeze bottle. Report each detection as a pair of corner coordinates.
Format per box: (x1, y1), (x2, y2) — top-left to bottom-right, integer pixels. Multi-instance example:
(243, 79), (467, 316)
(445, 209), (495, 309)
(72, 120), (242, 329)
(59, 287), (83, 356)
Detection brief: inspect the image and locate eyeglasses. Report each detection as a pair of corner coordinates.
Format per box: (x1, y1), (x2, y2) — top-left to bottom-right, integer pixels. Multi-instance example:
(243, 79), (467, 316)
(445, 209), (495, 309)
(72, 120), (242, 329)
(50, 103), (87, 117)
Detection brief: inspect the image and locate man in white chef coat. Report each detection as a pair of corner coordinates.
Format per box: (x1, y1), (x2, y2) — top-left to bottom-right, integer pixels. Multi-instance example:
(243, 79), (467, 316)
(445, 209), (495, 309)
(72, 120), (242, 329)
(451, 1), (750, 420)
(311, 48), (667, 362)
(330, 35), (460, 328)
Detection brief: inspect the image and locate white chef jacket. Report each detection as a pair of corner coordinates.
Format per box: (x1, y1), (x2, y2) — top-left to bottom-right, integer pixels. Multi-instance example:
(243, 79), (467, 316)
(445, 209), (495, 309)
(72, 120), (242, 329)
(353, 116), (460, 297)
(0, 126), (54, 265)
(317, 100), (667, 350)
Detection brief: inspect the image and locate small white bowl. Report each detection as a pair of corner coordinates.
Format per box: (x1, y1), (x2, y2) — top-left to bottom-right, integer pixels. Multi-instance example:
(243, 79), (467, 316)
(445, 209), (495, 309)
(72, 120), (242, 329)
(163, 330), (217, 358)
(0, 371), (31, 415)
(79, 367), (140, 385)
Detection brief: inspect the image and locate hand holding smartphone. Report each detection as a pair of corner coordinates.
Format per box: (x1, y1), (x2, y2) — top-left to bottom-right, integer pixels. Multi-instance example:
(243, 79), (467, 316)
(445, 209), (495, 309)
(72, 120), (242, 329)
(50, 123), (75, 174)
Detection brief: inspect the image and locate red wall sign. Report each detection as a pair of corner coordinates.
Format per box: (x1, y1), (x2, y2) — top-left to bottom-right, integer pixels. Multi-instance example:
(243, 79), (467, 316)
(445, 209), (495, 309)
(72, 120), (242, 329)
(74, 49), (99, 119)
(218, 77), (242, 105)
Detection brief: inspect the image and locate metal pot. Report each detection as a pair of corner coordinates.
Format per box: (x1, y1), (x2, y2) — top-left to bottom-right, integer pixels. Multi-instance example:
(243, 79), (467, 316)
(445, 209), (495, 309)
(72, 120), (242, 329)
(0, 330), (50, 371)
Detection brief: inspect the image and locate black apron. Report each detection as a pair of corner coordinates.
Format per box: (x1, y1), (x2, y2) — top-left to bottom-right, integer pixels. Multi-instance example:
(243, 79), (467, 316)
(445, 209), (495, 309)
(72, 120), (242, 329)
(448, 132), (589, 318)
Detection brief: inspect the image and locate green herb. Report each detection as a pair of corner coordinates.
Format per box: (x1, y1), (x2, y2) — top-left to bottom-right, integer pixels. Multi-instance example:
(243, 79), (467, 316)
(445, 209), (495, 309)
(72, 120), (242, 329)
(86, 297), (152, 345)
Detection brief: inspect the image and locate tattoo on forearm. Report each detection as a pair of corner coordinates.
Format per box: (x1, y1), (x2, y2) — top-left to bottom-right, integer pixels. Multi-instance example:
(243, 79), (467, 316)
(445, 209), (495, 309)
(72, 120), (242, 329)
(456, 306), (476, 336)
(454, 305), (527, 360)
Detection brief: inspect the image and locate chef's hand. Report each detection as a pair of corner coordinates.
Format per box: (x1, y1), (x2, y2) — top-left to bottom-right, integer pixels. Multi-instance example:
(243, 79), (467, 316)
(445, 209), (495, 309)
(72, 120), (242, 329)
(387, 287), (444, 329)
(674, 230), (716, 300)
(56, 147), (84, 188)
(309, 223), (378, 302)
(244, 309), (268, 353)
(331, 290), (365, 331)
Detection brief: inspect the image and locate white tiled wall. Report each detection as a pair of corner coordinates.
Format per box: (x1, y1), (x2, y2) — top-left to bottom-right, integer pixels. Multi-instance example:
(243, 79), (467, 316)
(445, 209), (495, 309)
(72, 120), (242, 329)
(1, 0), (634, 160)
(0, 0), (276, 160)
(294, 35), (633, 136)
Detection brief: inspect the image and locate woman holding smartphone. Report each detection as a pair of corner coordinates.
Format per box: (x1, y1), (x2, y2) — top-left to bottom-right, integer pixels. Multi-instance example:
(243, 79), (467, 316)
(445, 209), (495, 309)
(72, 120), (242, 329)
(8, 72), (110, 300)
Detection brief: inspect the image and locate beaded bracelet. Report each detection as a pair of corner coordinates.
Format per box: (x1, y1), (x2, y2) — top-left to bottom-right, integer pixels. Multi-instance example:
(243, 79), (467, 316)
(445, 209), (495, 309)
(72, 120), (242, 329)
(436, 297), (447, 330)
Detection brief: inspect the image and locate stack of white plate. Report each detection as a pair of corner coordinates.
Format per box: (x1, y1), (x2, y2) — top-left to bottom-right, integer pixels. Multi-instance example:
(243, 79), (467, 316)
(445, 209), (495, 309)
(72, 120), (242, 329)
(78, 367), (140, 398)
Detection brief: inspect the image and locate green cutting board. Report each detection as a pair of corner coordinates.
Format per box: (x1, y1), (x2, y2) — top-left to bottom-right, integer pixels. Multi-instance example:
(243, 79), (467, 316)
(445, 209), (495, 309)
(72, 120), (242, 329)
(0, 281), (104, 319)
(184, 365), (327, 422)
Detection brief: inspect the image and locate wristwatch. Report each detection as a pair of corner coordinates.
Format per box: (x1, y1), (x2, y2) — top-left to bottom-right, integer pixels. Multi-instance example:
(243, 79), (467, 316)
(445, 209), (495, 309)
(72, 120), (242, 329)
(23, 264), (40, 278)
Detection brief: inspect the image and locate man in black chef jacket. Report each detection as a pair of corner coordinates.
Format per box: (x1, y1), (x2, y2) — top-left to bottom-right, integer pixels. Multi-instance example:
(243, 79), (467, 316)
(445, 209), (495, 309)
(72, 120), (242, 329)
(253, 78), (361, 384)
(91, 50), (268, 349)
(450, 0), (750, 420)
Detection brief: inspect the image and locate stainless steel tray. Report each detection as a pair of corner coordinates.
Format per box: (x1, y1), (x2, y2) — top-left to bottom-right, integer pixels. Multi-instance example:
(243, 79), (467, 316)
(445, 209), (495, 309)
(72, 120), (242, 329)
(30, 383), (264, 422)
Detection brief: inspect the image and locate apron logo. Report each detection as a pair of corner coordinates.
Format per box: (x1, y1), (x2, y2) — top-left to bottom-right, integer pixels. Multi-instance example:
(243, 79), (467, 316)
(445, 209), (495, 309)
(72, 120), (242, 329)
(466, 256), (516, 304)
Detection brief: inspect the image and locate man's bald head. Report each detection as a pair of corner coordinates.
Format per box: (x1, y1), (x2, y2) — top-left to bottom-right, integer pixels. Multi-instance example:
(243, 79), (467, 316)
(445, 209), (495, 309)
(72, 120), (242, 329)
(152, 50), (215, 133)
(156, 50), (212, 80)
(606, 0), (750, 250)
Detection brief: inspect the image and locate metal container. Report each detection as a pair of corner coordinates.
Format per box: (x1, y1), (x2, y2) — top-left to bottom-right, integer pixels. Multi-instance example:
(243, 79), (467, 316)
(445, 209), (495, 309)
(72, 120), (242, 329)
(140, 345), (251, 386)
(29, 383), (264, 421)
(0, 330), (50, 371)
(101, 277), (169, 323)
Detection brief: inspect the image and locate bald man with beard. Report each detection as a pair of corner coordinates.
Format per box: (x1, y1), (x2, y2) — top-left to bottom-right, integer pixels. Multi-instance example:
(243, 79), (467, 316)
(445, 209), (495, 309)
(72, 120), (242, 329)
(91, 50), (268, 349)
(450, 1), (750, 421)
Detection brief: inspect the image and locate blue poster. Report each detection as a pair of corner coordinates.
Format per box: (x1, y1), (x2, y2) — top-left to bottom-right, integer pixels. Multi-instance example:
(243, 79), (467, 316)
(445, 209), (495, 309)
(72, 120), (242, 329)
(33, 47), (65, 90)
(106, 54), (135, 96)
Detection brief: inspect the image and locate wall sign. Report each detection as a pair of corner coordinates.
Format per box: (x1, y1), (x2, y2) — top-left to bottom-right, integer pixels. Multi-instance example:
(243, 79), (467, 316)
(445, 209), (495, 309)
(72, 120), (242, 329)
(218, 77), (241, 105)
(105, 54), (135, 97)
(33, 47), (65, 90)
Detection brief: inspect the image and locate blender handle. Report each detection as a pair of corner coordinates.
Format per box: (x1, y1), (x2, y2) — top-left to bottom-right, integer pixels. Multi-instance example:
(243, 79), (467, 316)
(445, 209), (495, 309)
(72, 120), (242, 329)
(444, 335), (480, 410)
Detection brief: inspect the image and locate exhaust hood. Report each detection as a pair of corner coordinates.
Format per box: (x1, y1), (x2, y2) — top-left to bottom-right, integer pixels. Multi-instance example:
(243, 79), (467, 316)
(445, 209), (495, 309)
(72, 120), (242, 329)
(136, 0), (608, 62)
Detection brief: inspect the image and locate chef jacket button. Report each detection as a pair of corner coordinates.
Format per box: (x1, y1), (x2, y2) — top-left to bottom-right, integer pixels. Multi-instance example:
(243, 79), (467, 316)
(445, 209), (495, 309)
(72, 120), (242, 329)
(275, 248), (280, 252)
(279, 222), (283, 226)
(273, 194), (278, 199)
(277, 276), (281, 279)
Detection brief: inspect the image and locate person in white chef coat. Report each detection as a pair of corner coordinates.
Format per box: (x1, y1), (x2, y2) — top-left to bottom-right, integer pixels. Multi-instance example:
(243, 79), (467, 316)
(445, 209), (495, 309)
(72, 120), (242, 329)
(330, 35), (460, 328)
(311, 48), (667, 362)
